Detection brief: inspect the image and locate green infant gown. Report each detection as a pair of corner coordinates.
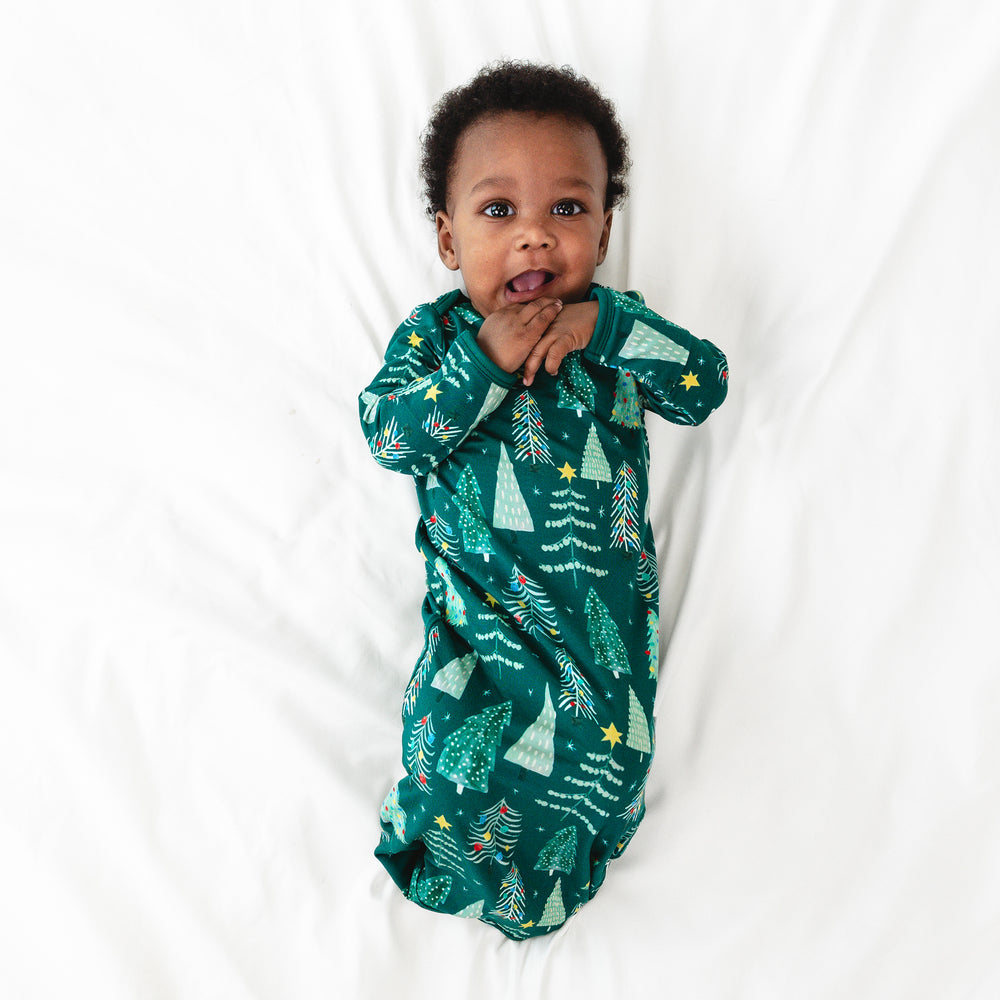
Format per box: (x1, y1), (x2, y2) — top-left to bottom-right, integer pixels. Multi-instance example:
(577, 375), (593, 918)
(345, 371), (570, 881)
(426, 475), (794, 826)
(359, 284), (728, 938)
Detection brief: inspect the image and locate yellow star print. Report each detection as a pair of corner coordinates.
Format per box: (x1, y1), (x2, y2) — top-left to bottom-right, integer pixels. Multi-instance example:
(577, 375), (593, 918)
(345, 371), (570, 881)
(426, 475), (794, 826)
(485, 593), (498, 608)
(407, 332), (423, 348)
(601, 722), (622, 748)
(424, 383), (442, 401)
(557, 461), (577, 482)
(433, 815), (451, 830)
(680, 371), (700, 390)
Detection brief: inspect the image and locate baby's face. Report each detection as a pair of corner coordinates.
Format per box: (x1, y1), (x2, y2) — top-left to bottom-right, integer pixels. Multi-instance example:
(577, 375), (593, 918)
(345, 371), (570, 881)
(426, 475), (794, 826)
(436, 112), (613, 319)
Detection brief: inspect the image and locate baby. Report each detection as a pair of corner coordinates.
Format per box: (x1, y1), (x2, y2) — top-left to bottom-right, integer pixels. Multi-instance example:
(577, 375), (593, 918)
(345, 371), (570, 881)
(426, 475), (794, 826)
(359, 61), (728, 939)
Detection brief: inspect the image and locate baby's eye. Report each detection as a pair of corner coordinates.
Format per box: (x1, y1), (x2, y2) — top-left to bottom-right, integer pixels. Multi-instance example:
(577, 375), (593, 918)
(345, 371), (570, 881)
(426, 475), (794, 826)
(483, 202), (514, 218)
(552, 200), (584, 216)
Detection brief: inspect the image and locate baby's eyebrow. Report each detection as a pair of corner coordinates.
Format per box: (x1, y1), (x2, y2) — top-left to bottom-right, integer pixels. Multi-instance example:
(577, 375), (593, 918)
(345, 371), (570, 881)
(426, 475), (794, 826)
(468, 175), (597, 196)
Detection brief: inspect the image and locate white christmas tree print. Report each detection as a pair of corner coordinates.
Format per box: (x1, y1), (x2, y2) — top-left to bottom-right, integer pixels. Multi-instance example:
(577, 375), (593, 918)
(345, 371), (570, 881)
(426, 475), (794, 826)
(465, 798), (522, 866)
(534, 825), (578, 876)
(636, 545), (659, 601)
(537, 878), (567, 929)
(610, 462), (641, 552)
(453, 467), (494, 561)
(402, 625), (438, 716)
(512, 390), (554, 465)
(625, 687), (652, 758)
(490, 862), (526, 923)
(619, 318), (690, 365)
(503, 564), (562, 642)
(369, 415), (415, 464)
(421, 406), (461, 443)
(556, 650), (598, 722)
(504, 685), (556, 777)
(611, 369), (642, 429)
(435, 701), (512, 794)
(534, 749), (625, 835)
(557, 353), (596, 416)
(474, 611), (523, 675)
(493, 443), (534, 532)
(431, 652), (477, 700)
(425, 511), (460, 562)
(405, 713), (437, 793)
(423, 825), (468, 880)
(584, 588), (632, 677)
(580, 423), (612, 485)
(539, 485), (607, 586)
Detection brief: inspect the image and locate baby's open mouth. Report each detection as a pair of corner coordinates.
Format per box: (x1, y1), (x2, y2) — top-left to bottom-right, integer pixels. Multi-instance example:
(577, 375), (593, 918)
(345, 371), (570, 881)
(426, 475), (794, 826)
(507, 270), (555, 294)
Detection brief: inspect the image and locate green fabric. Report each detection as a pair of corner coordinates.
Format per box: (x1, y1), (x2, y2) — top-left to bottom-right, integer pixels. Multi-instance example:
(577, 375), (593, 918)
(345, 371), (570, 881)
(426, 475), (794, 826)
(360, 284), (728, 938)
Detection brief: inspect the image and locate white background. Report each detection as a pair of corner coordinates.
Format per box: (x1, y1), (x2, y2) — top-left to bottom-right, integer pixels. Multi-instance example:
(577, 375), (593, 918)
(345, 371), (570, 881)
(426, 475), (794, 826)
(1, 1), (998, 997)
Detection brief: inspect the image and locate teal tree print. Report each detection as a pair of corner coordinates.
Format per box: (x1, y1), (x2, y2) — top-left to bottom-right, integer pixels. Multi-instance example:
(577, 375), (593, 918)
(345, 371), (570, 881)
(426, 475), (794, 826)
(453, 467), (494, 561)
(435, 701), (512, 794)
(584, 588), (632, 678)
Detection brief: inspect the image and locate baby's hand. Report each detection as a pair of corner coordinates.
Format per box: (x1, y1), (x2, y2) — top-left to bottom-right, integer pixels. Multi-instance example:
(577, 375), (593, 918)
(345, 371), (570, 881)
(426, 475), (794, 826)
(476, 298), (564, 374)
(521, 300), (599, 386)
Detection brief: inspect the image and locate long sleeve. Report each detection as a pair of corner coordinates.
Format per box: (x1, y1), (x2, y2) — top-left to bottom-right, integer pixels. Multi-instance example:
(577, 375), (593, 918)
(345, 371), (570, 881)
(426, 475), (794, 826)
(359, 293), (518, 477)
(583, 286), (729, 426)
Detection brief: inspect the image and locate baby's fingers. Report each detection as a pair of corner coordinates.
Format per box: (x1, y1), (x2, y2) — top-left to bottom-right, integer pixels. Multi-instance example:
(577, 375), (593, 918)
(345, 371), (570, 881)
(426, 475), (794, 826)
(522, 330), (572, 386)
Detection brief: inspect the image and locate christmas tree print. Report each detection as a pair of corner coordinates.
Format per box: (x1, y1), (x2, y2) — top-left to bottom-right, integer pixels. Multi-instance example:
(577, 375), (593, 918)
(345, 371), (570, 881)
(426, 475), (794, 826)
(646, 608), (660, 680)
(436, 701), (512, 794)
(431, 652), (477, 700)
(503, 564), (562, 642)
(503, 685), (556, 777)
(534, 825), (578, 875)
(493, 443), (534, 532)
(534, 749), (625, 836)
(611, 368), (642, 429)
(636, 546), (659, 601)
(454, 899), (485, 919)
(423, 824), (468, 879)
(538, 878), (566, 928)
(380, 782), (407, 841)
(368, 415), (415, 464)
(402, 626), (438, 717)
(557, 352), (596, 416)
(421, 406), (461, 443)
(584, 588), (632, 678)
(556, 650), (597, 723)
(474, 611), (523, 674)
(512, 390), (554, 465)
(408, 869), (452, 909)
(610, 462), (641, 552)
(539, 485), (607, 586)
(405, 713), (437, 793)
(490, 862), (526, 923)
(580, 423), (612, 485)
(465, 798), (522, 866)
(425, 511), (460, 562)
(453, 467), (494, 561)
(625, 687), (652, 758)
(434, 556), (467, 627)
(619, 318), (690, 365)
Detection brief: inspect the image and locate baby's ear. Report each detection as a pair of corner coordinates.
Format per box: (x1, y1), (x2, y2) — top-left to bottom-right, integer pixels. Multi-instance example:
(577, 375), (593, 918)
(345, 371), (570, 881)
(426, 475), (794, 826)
(597, 210), (614, 264)
(436, 212), (460, 271)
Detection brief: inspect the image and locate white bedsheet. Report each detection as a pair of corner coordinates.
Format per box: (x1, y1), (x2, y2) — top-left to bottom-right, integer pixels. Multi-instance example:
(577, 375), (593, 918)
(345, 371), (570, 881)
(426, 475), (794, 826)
(3, 1), (999, 997)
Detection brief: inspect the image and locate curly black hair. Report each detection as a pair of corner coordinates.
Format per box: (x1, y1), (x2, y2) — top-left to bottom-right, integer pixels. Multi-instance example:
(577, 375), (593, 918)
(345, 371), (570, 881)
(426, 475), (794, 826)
(420, 61), (630, 218)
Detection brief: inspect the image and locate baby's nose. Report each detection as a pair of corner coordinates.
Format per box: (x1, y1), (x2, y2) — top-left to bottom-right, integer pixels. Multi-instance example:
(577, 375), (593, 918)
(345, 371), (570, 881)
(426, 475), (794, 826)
(516, 217), (556, 250)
